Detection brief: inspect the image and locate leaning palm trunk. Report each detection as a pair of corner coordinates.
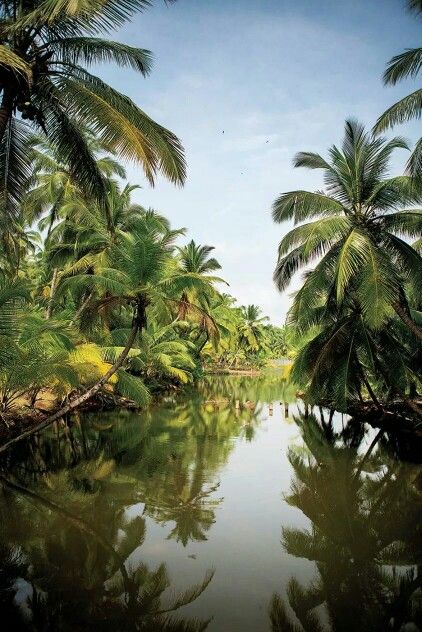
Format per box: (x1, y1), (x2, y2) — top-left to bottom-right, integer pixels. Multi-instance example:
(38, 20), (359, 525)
(0, 303), (144, 454)
(69, 291), (93, 327)
(393, 302), (422, 340)
(45, 268), (58, 319)
(196, 331), (209, 355)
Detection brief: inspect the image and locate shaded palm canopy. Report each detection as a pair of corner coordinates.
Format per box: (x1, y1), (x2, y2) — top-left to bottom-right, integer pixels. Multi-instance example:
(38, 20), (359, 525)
(0, 0), (186, 232)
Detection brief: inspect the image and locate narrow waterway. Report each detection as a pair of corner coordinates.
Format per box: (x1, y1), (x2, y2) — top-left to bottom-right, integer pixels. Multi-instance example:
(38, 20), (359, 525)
(0, 373), (421, 631)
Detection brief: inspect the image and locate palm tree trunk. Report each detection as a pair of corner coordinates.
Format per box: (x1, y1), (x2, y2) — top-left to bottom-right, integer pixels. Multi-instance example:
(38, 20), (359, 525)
(69, 291), (93, 327)
(0, 303), (144, 454)
(393, 302), (422, 340)
(0, 88), (13, 143)
(46, 268), (58, 319)
(361, 372), (383, 410)
(355, 428), (384, 479)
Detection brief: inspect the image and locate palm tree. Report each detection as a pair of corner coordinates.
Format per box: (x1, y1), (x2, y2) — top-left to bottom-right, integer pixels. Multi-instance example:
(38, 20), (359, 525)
(290, 293), (422, 411)
(0, 214), (227, 451)
(374, 0), (422, 178)
(22, 135), (126, 316)
(0, 272), (147, 420)
(239, 304), (269, 352)
(273, 119), (422, 338)
(106, 322), (197, 387)
(177, 240), (227, 352)
(0, 0), (185, 228)
(178, 240), (222, 276)
(24, 133), (126, 233)
(40, 181), (146, 320)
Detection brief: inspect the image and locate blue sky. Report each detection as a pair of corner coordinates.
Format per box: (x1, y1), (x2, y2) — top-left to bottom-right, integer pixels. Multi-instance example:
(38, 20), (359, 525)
(101, 0), (420, 323)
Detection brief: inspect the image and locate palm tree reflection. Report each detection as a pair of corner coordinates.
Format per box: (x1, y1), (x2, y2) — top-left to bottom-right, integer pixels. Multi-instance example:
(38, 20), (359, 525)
(0, 466), (213, 631)
(0, 383), (264, 627)
(138, 399), (261, 545)
(270, 412), (422, 632)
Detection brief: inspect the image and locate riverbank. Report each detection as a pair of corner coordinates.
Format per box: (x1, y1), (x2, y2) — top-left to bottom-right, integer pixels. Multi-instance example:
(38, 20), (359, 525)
(205, 368), (262, 376)
(0, 390), (143, 452)
(347, 400), (422, 435)
(204, 359), (292, 377)
(1, 376), (421, 456)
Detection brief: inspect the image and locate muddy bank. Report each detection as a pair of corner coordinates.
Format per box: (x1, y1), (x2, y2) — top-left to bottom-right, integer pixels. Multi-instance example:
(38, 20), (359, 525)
(0, 392), (144, 453)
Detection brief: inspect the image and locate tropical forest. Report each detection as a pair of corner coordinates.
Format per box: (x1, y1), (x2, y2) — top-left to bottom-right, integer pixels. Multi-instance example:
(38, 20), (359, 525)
(0, 1), (421, 631)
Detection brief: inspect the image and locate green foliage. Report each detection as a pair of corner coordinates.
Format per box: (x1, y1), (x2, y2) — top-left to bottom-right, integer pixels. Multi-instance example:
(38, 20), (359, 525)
(273, 119), (422, 412)
(201, 298), (289, 370)
(0, 0), (185, 242)
(375, 7), (422, 179)
(0, 123), (283, 420)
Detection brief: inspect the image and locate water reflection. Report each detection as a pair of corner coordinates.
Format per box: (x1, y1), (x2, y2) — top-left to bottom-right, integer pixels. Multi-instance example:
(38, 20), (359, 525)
(0, 373), (420, 631)
(0, 375), (279, 630)
(270, 412), (422, 632)
(198, 372), (296, 408)
(0, 467), (213, 631)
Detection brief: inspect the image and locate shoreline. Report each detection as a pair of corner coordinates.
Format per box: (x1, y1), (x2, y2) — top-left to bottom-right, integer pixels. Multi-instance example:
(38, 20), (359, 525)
(1, 381), (421, 456)
(205, 368), (262, 376)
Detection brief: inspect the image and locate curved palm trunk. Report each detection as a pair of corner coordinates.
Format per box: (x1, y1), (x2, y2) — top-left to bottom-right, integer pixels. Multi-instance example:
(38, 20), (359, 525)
(362, 373), (383, 410)
(355, 428), (384, 479)
(0, 302), (145, 454)
(393, 302), (422, 340)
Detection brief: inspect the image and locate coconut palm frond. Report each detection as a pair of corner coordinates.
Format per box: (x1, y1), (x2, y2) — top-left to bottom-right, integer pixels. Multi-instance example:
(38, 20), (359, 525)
(115, 369), (150, 407)
(50, 37), (153, 75)
(0, 118), (33, 224)
(374, 89), (422, 133)
(383, 47), (422, 85)
(406, 137), (422, 180)
(272, 190), (344, 224)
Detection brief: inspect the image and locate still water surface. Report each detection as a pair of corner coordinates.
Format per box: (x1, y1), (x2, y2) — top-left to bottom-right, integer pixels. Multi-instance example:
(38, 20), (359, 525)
(0, 373), (421, 631)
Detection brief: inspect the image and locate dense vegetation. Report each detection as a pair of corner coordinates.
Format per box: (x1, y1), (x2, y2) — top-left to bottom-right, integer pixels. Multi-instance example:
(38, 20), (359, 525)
(0, 0), (421, 444)
(0, 2), (421, 629)
(0, 135), (287, 430)
(0, 1), (291, 442)
(272, 120), (422, 415)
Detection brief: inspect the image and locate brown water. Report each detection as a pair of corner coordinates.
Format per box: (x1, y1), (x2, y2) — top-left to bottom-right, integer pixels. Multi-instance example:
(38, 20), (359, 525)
(0, 373), (421, 631)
